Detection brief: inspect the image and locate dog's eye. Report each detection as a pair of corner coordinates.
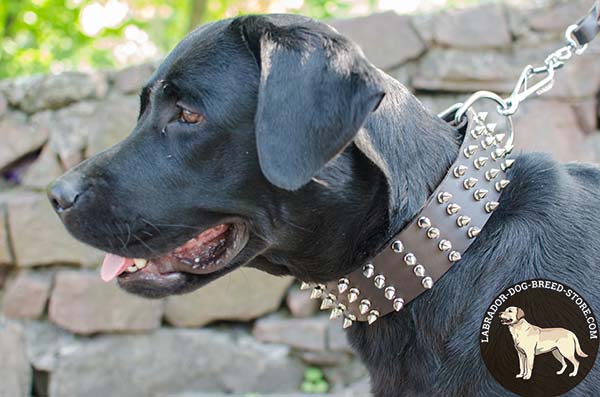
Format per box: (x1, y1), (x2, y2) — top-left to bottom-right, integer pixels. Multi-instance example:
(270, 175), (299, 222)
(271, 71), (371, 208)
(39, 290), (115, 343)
(179, 108), (204, 124)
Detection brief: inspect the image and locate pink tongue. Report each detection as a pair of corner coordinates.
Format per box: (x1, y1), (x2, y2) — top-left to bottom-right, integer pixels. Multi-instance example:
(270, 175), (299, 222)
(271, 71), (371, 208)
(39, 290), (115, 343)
(101, 254), (134, 282)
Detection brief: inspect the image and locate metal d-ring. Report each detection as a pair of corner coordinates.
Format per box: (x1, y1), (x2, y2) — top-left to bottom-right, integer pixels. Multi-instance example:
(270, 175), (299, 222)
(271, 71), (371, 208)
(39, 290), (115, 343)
(453, 91), (514, 147)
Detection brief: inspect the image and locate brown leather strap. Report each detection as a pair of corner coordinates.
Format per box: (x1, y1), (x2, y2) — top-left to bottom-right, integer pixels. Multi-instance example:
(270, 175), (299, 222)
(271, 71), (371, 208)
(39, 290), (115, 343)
(303, 108), (514, 327)
(573, 1), (600, 46)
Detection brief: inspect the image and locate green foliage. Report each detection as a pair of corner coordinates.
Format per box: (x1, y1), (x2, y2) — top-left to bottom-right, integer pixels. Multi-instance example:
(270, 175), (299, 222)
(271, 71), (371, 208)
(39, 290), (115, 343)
(300, 367), (329, 394)
(0, 0), (352, 79)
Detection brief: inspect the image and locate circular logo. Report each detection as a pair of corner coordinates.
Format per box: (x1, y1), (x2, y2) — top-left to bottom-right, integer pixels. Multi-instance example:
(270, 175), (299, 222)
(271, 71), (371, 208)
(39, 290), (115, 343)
(480, 279), (599, 397)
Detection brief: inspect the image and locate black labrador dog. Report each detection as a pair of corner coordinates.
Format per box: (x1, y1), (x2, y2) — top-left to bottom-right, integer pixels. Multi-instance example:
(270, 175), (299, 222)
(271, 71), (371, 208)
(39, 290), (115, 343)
(48, 14), (600, 397)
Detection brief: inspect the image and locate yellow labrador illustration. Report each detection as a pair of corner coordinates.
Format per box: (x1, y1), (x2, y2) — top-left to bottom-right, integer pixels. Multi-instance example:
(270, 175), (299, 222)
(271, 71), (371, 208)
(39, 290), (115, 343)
(499, 306), (588, 380)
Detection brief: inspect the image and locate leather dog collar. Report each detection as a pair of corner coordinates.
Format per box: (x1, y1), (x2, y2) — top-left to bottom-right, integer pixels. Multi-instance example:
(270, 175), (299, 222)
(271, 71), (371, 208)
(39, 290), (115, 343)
(301, 108), (514, 328)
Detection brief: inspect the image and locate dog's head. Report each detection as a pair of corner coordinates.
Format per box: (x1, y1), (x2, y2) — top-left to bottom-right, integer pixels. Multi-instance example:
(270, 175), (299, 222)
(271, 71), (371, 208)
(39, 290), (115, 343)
(47, 15), (389, 298)
(499, 306), (525, 325)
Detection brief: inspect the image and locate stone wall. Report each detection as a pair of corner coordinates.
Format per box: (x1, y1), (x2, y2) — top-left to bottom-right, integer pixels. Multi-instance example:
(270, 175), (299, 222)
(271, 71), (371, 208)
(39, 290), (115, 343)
(1, 1), (599, 396)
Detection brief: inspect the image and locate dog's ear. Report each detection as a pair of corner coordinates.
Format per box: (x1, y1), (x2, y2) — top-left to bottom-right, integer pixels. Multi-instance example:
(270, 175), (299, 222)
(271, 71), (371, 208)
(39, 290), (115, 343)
(516, 307), (525, 320)
(235, 16), (386, 190)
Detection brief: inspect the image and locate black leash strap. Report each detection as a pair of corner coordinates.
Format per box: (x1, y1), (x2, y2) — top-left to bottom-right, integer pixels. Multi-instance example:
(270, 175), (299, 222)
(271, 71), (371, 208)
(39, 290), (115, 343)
(573, 0), (600, 46)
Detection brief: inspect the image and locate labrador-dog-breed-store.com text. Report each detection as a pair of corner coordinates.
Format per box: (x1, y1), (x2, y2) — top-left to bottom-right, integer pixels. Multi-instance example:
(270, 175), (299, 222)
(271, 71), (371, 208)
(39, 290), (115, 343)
(48, 14), (600, 397)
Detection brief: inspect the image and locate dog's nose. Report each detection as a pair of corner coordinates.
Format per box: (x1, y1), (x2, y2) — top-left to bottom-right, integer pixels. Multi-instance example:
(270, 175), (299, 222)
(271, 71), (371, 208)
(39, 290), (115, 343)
(47, 174), (86, 212)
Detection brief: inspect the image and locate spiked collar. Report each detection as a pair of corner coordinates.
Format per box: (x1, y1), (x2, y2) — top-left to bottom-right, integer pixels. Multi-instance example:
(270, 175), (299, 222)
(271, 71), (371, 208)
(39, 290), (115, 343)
(301, 107), (515, 328)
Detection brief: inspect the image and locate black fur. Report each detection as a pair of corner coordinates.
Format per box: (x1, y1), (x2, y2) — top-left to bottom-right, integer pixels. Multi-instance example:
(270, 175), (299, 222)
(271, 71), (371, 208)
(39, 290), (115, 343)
(48, 14), (600, 396)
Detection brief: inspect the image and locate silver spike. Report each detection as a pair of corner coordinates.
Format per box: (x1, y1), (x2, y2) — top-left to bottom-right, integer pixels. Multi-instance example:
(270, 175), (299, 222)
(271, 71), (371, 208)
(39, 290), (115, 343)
(300, 282), (312, 290)
(342, 317), (353, 329)
(481, 136), (496, 149)
(310, 288), (323, 300)
(449, 251), (462, 262)
(477, 112), (488, 122)
(464, 145), (478, 158)
(359, 299), (371, 315)
(437, 191), (453, 204)
(414, 264), (426, 277)
(463, 177), (478, 190)
(422, 277), (434, 289)
(495, 133), (505, 143)
(453, 165), (468, 178)
(474, 157), (488, 170)
(337, 278), (349, 294)
(347, 288), (360, 303)
(404, 253), (417, 266)
(330, 305), (344, 319)
(374, 275), (385, 289)
(426, 227), (440, 239)
(439, 240), (452, 251)
(485, 201), (500, 213)
(367, 310), (380, 325)
(362, 264), (375, 278)
(417, 216), (431, 229)
(457, 215), (471, 227)
(485, 168), (500, 181)
(504, 144), (515, 154)
(473, 189), (489, 201)
(495, 179), (510, 191)
(501, 159), (515, 171)
(486, 123), (497, 133)
(321, 296), (335, 310)
(468, 227), (481, 239)
(446, 203), (461, 215)
(391, 240), (404, 253)
(470, 128), (483, 139)
(384, 286), (396, 300)
(491, 148), (506, 160)
(393, 298), (405, 311)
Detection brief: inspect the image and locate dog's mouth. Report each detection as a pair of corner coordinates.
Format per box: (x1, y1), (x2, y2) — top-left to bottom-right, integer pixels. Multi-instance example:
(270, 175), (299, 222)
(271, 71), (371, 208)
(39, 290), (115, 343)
(100, 223), (248, 283)
(500, 317), (512, 325)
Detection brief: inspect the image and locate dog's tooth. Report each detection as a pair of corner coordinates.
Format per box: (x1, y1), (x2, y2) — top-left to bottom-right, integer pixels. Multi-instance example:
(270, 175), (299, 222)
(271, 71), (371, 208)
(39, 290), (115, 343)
(422, 277), (434, 289)
(391, 240), (404, 253)
(384, 286), (396, 300)
(133, 258), (148, 269)
(393, 298), (405, 311)
(126, 265), (138, 273)
(347, 288), (360, 303)
(359, 299), (371, 315)
(337, 278), (349, 294)
(374, 275), (386, 289)
(367, 310), (380, 325)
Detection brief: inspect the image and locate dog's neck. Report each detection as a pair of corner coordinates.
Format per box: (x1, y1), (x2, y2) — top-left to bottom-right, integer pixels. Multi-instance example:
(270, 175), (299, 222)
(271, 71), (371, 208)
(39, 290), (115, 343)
(356, 77), (461, 266)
